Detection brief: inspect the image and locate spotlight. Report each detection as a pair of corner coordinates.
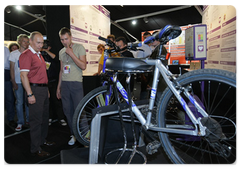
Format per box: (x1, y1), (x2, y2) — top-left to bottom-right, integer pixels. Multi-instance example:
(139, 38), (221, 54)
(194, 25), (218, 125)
(132, 20), (137, 25)
(16, 5), (22, 10)
(5, 6), (11, 13)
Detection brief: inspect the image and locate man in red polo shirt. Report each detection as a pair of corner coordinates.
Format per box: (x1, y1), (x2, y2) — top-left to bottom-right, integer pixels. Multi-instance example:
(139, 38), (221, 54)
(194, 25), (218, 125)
(20, 31), (54, 157)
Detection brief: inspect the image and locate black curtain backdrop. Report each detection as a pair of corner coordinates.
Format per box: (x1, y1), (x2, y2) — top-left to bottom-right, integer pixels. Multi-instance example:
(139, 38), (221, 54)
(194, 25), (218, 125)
(45, 6), (101, 95)
(46, 6), (70, 58)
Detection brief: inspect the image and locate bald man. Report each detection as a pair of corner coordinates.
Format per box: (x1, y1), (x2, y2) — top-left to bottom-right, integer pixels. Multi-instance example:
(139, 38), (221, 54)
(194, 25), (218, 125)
(20, 31), (54, 157)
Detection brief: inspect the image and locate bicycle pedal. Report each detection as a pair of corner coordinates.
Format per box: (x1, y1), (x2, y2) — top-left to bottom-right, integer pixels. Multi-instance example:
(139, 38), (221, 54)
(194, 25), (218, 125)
(146, 140), (161, 155)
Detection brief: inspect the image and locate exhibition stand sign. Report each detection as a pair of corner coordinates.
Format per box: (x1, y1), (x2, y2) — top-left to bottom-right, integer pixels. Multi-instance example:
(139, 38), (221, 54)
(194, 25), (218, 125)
(70, 5), (110, 75)
(202, 5), (236, 73)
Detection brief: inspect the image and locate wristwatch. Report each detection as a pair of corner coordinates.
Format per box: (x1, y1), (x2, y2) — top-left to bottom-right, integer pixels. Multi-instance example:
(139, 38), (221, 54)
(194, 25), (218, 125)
(27, 93), (34, 97)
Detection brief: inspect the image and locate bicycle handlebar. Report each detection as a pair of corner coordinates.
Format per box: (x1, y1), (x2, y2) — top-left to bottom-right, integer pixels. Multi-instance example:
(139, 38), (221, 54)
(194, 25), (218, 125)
(144, 36), (155, 44)
(127, 42), (142, 48)
(98, 36), (143, 52)
(98, 36), (116, 48)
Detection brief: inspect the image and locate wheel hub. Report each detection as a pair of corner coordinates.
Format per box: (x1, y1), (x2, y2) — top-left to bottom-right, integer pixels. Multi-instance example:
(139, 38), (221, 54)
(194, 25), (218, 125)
(200, 117), (232, 158)
(200, 117), (223, 142)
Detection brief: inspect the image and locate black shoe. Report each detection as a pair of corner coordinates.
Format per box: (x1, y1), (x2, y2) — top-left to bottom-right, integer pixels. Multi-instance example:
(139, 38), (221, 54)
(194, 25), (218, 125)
(43, 141), (56, 146)
(9, 120), (17, 128)
(33, 150), (50, 157)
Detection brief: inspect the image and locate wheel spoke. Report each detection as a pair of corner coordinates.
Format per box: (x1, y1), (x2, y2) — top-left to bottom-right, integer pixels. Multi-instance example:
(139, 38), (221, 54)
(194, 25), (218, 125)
(158, 69), (236, 163)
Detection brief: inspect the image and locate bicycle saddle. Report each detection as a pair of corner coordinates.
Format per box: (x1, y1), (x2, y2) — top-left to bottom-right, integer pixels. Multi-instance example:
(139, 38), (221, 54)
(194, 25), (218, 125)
(144, 25), (182, 45)
(105, 57), (153, 73)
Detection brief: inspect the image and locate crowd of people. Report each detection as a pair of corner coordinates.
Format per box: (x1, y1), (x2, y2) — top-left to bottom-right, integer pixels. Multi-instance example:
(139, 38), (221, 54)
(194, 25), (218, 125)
(4, 28), (83, 157)
(4, 28), (168, 157)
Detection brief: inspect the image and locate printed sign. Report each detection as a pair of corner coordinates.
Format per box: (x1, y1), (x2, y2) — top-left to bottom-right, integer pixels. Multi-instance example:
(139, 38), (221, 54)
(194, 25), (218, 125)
(70, 5), (110, 75)
(202, 5), (236, 73)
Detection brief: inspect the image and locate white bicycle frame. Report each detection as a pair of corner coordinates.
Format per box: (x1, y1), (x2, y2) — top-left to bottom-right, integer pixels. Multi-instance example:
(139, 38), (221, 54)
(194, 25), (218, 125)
(103, 50), (209, 137)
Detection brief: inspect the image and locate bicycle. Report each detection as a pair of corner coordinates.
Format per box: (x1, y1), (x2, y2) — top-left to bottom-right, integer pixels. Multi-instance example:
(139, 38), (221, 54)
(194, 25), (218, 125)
(72, 25), (236, 164)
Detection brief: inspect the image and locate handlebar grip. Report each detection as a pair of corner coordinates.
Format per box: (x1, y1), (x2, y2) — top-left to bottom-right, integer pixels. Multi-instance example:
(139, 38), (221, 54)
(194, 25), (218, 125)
(144, 36), (155, 44)
(98, 36), (116, 49)
(98, 36), (107, 42)
(127, 42), (142, 48)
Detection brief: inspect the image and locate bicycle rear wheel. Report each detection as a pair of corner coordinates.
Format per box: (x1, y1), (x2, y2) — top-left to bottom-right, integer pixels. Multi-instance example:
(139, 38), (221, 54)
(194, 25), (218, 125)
(157, 69), (236, 164)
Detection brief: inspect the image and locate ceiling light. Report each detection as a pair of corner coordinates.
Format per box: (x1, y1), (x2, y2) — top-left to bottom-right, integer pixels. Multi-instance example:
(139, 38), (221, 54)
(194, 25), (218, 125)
(16, 5), (22, 10)
(5, 6), (11, 13)
(143, 17), (149, 23)
(132, 20), (137, 25)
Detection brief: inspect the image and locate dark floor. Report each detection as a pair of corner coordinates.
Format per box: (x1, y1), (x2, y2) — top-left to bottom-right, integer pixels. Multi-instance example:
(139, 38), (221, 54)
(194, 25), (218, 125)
(4, 118), (173, 164)
(3, 79), (172, 164)
(4, 120), (84, 164)
(4, 79), (172, 164)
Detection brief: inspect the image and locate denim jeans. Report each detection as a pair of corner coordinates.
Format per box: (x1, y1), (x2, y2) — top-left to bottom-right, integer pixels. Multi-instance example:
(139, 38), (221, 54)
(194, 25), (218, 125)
(4, 80), (15, 122)
(14, 83), (29, 124)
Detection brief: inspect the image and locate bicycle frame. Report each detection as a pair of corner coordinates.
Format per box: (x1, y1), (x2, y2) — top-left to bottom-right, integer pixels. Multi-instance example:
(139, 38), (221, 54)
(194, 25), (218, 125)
(102, 48), (209, 137)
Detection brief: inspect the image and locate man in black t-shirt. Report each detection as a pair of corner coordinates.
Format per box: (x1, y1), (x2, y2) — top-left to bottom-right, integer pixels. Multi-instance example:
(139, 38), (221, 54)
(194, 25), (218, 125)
(41, 40), (66, 126)
(115, 37), (134, 58)
(115, 37), (134, 91)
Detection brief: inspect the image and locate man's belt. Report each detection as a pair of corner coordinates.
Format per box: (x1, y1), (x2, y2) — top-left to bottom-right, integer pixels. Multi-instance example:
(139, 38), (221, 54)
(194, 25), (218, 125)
(30, 83), (48, 87)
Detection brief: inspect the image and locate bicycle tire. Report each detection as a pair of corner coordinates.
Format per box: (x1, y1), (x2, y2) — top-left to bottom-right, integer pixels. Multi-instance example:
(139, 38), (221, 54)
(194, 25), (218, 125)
(72, 86), (109, 146)
(157, 69), (236, 164)
(72, 84), (127, 146)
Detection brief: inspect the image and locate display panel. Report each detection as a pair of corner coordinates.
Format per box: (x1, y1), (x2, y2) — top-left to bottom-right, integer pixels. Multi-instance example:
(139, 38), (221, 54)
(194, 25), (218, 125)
(70, 5), (110, 75)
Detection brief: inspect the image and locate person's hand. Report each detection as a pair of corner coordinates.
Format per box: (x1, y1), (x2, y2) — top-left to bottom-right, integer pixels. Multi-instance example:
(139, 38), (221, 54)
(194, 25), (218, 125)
(12, 82), (18, 90)
(28, 95), (36, 105)
(147, 85), (152, 90)
(65, 44), (74, 57)
(56, 88), (61, 99)
(93, 72), (100, 76)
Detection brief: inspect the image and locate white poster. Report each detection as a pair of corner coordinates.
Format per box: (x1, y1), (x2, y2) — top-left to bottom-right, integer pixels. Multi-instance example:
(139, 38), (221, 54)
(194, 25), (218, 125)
(69, 5), (110, 75)
(202, 5), (236, 73)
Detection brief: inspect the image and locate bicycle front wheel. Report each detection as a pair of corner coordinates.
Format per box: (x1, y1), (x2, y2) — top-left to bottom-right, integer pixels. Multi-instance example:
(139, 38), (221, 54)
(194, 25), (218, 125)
(72, 85), (126, 146)
(157, 69), (236, 164)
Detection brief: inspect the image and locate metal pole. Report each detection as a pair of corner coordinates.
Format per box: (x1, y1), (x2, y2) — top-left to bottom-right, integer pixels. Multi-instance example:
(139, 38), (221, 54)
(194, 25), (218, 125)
(21, 9), (46, 22)
(115, 5), (192, 23)
(110, 20), (139, 41)
(4, 22), (31, 34)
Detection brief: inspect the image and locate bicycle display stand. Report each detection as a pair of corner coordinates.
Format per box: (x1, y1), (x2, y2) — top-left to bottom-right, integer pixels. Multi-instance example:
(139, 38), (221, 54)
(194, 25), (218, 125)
(89, 100), (148, 164)
(105, 148), (146, 164)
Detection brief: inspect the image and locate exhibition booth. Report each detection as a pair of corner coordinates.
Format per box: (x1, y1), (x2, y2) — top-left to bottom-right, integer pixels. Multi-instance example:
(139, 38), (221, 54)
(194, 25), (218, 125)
(4, 5), (236, 164)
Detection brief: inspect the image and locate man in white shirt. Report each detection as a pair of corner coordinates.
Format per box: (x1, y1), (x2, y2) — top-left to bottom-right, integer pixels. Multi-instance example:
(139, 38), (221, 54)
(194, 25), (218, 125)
(9, 34), (29, 131)
(128, 31), (152, 58)
(2, 32), (16, 128)
(134, 43), (152, 58)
